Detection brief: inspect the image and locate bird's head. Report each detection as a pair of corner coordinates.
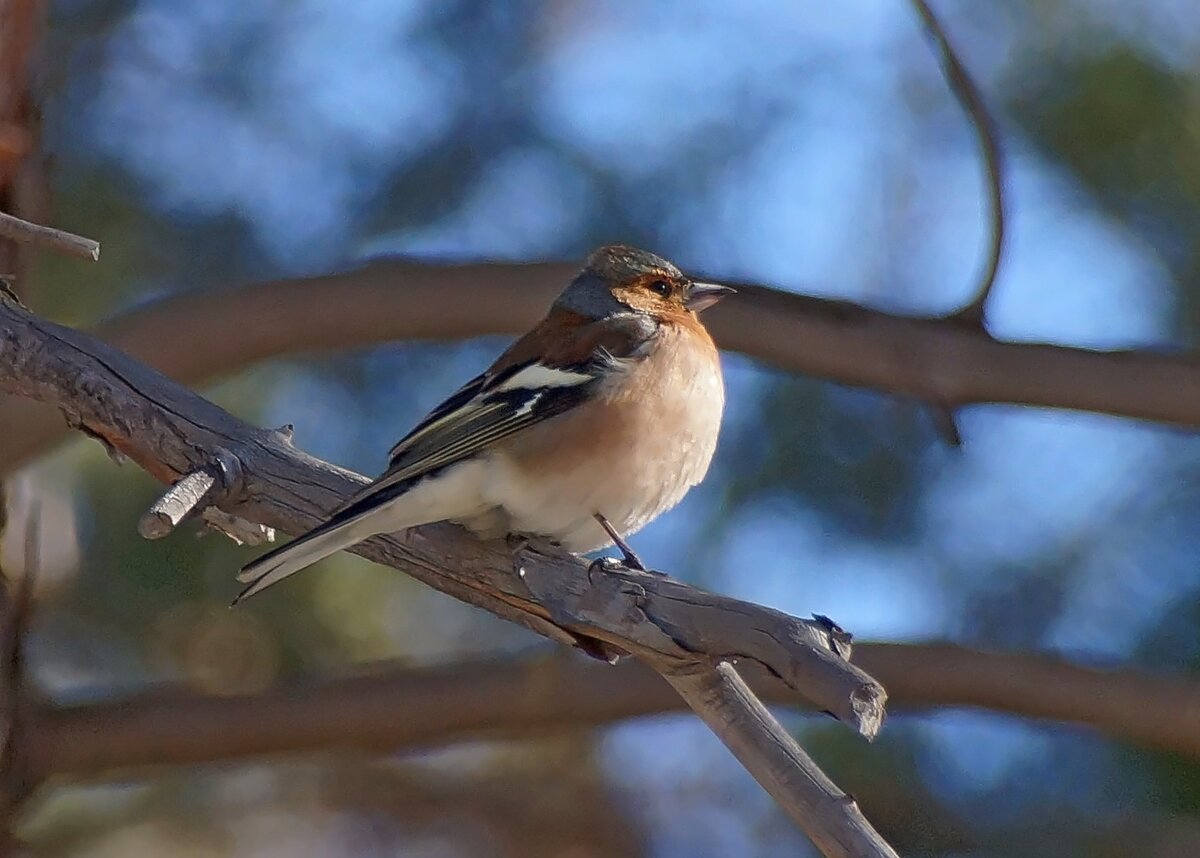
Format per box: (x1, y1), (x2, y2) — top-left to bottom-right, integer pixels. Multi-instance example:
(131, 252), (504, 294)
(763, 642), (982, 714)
(556, 245), (735, 320)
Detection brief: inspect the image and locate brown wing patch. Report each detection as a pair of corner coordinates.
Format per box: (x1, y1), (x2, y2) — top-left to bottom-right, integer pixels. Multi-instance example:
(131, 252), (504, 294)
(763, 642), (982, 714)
(486, 308), (659, 380)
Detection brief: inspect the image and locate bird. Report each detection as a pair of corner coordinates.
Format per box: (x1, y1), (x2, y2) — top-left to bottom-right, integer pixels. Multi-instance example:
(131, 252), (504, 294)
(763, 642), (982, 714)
(234, 244), (734, 603)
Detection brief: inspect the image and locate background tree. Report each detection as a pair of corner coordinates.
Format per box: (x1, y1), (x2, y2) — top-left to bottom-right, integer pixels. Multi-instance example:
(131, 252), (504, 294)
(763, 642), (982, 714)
(2, 1), (1200, 855)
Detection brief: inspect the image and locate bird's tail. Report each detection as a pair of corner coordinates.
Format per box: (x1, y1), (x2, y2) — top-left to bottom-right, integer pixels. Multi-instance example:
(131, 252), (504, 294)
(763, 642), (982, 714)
(233, 509), (383, 604)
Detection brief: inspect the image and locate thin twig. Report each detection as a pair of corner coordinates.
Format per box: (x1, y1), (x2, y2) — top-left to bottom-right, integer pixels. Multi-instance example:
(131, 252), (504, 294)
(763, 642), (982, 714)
(199, 508), (275, 546)
(138, 469), (218, 539)
(909, 0), (1006, 325)
(138, 447), (243, 539)
(0, 280), (18, 307)
(927, 404), (963, 447)
(662, 660), (898, 858)
(0, 210), (99, 262)
(908, 0), (1007, 444)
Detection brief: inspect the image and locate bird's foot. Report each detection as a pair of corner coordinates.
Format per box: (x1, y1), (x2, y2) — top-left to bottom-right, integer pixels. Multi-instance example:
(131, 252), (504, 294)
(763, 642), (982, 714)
(507, 534), (531, 578)
(591, 513), (664, 576)
(615, 545), (647, 572)
(507, 533), (561, 577)
(586, 554), (668, 581)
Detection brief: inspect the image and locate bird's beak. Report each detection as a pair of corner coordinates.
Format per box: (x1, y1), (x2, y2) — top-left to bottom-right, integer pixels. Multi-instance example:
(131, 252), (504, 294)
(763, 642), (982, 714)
(685, 281), (736, 312)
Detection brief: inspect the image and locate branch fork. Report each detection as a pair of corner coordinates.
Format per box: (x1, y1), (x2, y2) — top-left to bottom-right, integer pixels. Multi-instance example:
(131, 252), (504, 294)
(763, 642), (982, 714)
(664, 660), (899, 858)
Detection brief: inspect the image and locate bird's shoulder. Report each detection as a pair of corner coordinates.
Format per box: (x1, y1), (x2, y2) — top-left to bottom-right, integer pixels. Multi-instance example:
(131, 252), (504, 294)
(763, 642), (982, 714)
(486, 308), (660, 379)
(378, 309), (659, 471)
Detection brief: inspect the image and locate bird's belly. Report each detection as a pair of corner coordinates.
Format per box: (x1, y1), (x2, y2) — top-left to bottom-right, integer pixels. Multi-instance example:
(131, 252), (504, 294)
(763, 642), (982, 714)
(480, 449), (695, 552)
(467, 337), (724, 553)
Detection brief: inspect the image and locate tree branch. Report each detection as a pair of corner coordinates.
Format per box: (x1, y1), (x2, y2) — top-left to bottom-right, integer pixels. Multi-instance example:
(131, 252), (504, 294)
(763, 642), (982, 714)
(908, 0), (1008, 444)
(27, 643), (1200, 782)
(0, 210), (98, 262)
(0, 295), (892, 854)
(663, 660), (898, 857)
(1, 261), (1199, 473)
(909, 0), (1005, 325)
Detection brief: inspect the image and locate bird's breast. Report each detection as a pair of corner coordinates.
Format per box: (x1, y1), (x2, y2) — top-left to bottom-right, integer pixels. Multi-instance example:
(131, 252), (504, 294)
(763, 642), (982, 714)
(479, 322), (725, 551)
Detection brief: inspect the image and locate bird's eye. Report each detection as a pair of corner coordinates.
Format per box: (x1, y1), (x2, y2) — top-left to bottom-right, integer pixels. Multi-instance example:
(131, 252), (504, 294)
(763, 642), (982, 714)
(648, 279), (671, 296)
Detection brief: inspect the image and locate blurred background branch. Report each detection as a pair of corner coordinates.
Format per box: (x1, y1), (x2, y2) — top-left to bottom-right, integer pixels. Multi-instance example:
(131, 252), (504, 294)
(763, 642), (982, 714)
(910, 0), (1005, 327)
(4, 263), (1200, 473)
(0, 505), (36, 855)
(25, 642), (1200, 780)
(908, 0), (1008, 446)
(0, 4), (47, 852)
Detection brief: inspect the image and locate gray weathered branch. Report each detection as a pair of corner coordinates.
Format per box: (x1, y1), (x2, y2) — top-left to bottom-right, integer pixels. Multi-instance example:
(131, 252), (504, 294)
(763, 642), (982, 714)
(664, 660), (898, 858)
(137, 447), (243, 539)
(0, 296), (892, 854)
(0, 210), (99, 262)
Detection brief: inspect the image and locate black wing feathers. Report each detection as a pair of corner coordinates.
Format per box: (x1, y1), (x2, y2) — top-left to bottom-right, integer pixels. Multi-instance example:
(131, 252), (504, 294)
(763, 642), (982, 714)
(336, 312), (659, 509)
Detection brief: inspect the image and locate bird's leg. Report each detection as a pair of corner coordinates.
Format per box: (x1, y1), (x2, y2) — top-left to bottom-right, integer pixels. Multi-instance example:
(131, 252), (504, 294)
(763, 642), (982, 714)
(593, 513), (645, 570)
(592, 513), (654, 573)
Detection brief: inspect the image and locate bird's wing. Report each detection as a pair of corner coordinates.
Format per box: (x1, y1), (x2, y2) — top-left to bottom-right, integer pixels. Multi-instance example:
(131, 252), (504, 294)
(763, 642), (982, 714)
(235, 312), (657, 597)
(333, 312), (659, 515)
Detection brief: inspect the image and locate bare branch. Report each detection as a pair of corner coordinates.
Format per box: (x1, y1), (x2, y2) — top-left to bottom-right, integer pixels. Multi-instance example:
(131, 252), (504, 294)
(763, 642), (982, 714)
(663, 660), (898, 858)
(139, 469), (217, 539)
(926, 402), (963, 448)
(909, 0), (1006, 324)
(199, 507), (275, 546)
(908, 0), (1008, 443)
(0, 297), (891, 849)
(515, 544), (885, 736)
(27, 643), (1200, 782)
(0, 210), (98, 262)
(3, 262), (1200, 473)
(858, 643), (1200, 753)
(137, 447), (243, 539)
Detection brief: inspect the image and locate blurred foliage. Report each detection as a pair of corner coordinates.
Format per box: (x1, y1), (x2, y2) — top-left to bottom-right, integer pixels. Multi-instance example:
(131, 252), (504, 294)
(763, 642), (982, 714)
(1, 0), (1199, 855)
(1007, 32), (1200, 338)
(724, 374), (936, 541)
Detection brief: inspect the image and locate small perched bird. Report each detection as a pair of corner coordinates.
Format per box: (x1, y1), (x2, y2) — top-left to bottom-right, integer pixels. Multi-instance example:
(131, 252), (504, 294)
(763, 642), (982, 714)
(235, 245), (733, 602)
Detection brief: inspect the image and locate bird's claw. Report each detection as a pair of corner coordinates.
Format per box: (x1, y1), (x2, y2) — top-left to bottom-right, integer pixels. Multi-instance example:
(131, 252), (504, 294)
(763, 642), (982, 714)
(587, 555), (667, 583)
(508, 533), (567, 578)
(588, 556), (623, 574)
(507, 534), (531, 578)
(617, 547), (647, 572)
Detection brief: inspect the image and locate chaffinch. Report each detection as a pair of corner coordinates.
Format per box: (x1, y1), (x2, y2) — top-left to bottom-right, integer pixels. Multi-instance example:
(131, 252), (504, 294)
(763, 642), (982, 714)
(235, 245), (733, 601)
